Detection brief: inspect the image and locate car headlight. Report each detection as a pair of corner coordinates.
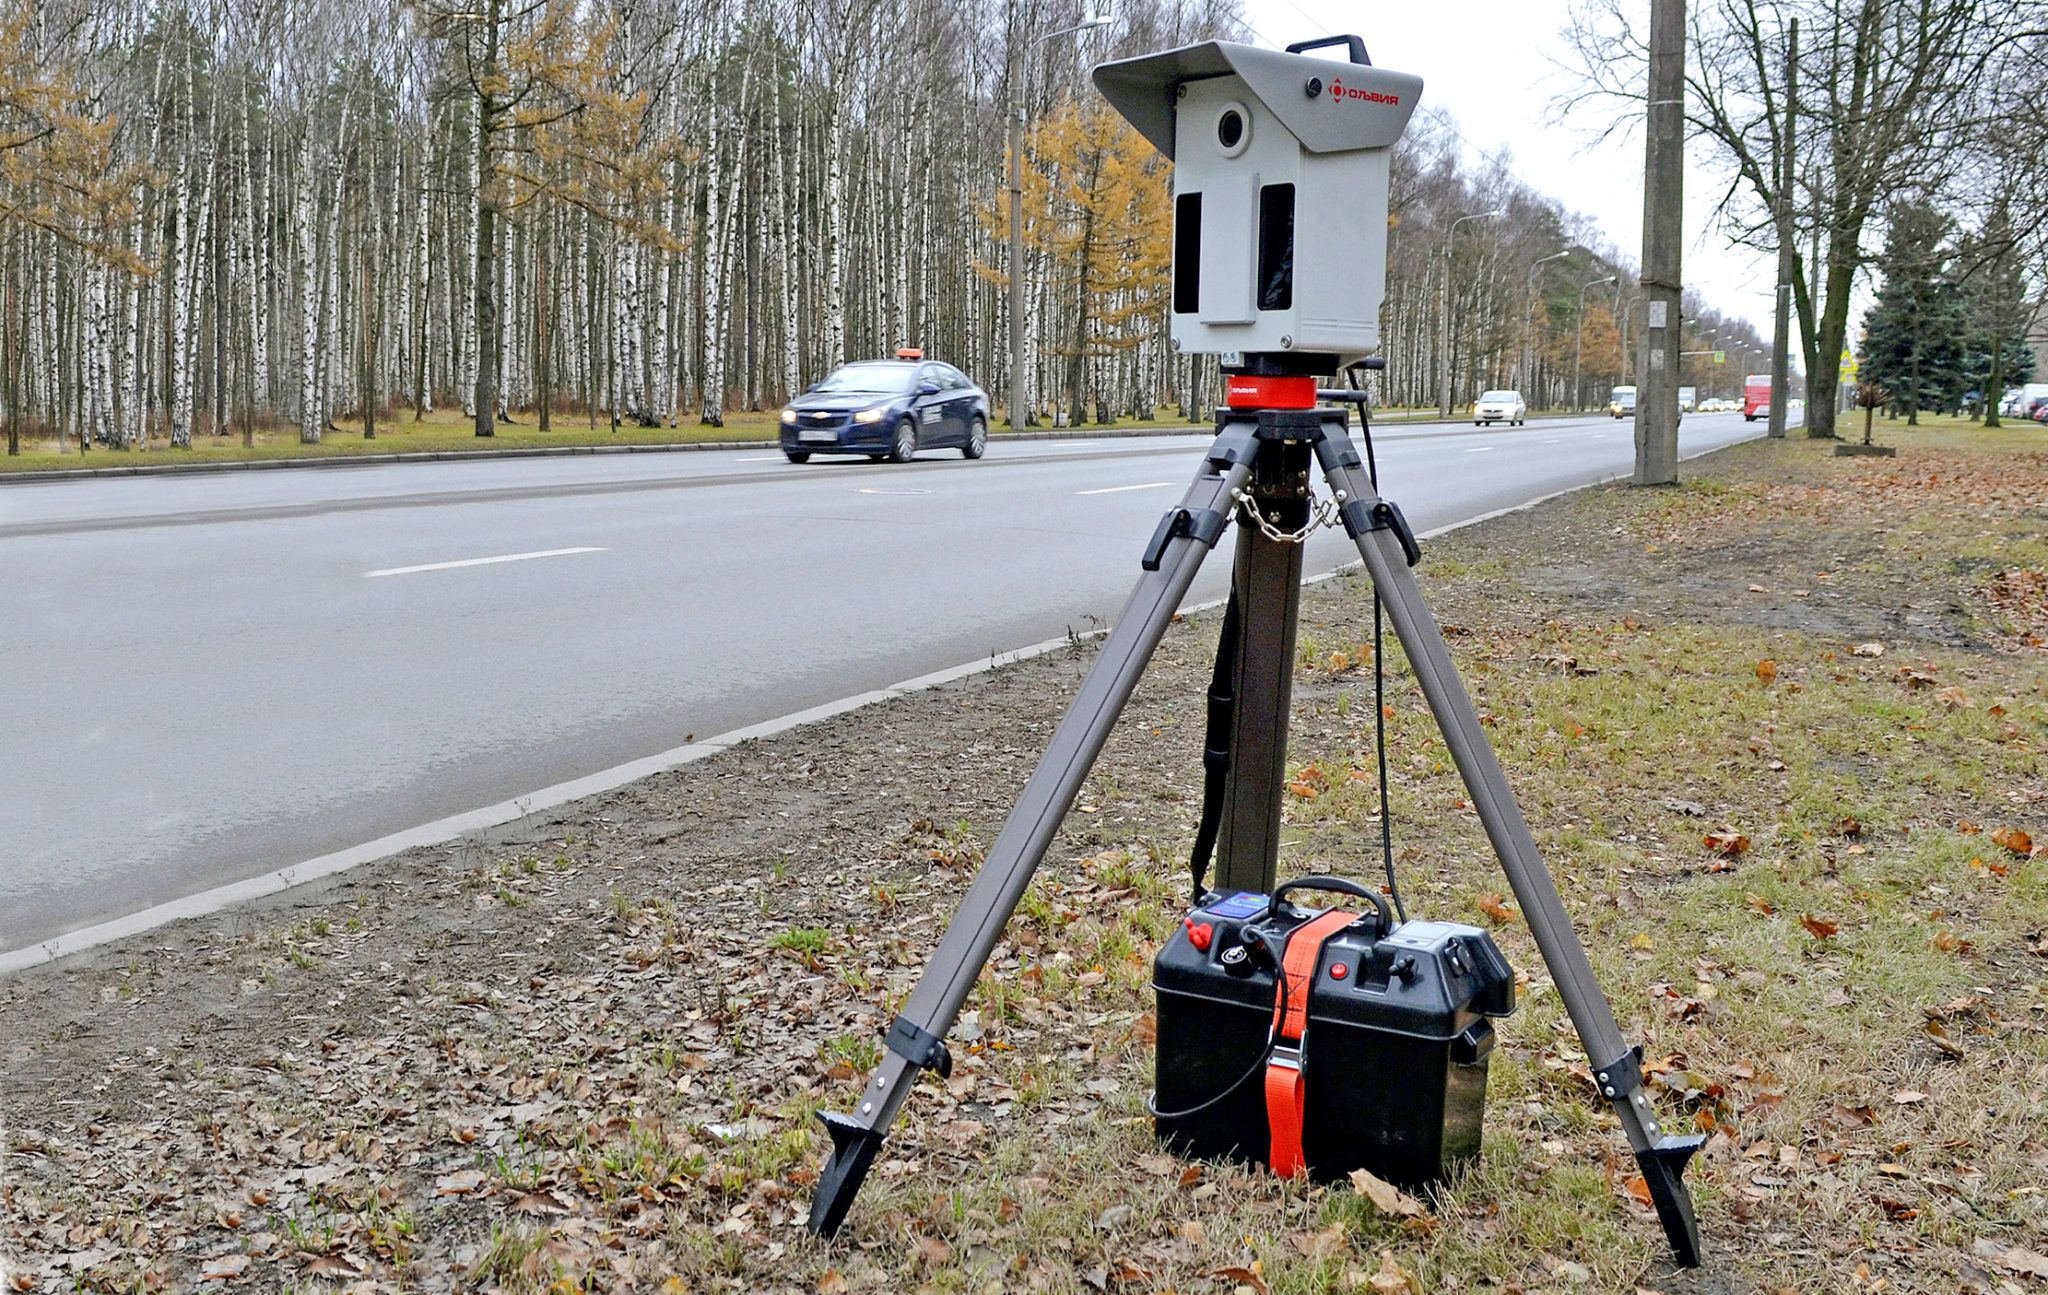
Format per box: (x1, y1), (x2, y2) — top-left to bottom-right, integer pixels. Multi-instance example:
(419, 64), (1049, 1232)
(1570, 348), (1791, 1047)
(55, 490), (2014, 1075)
(780, 408), (797, 424)
(853, 407), (887, 424)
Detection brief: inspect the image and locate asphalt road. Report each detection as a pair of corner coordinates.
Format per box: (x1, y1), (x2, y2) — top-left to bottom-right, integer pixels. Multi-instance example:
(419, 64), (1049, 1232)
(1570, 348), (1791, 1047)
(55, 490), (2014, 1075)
(0, 411), (1775, 953)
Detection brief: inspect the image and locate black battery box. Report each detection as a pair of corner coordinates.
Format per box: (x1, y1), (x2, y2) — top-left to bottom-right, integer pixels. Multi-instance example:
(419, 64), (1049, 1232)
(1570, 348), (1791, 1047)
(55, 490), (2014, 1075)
(1153, 883), (1516, 1186)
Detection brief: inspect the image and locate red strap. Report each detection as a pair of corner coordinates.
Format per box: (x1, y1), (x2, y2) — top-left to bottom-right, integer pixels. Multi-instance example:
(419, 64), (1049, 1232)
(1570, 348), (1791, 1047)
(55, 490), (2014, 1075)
(1263, 908), (1355, 1178)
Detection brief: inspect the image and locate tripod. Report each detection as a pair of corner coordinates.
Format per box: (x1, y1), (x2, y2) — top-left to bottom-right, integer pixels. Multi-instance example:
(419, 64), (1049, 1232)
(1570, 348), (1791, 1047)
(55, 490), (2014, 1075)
(806, 384), (1704, 1267)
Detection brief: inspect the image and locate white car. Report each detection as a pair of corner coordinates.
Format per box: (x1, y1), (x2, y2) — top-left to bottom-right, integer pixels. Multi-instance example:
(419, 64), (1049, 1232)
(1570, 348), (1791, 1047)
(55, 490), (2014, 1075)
(1473, 390), (1527, 426)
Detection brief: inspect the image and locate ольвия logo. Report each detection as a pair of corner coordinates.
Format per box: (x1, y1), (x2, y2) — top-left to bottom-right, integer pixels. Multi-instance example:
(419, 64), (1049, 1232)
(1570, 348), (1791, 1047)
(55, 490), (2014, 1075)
(1328, 78), (1400, 106)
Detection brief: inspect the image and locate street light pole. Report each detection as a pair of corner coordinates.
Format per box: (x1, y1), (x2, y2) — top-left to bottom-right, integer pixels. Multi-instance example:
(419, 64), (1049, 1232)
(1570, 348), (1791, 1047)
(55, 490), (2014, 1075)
(1573, 275), (1616, 412)
(1008, 5), (1111, 432)
(1523, 249), (1571, 398)
(1438, 208), (1505, 417)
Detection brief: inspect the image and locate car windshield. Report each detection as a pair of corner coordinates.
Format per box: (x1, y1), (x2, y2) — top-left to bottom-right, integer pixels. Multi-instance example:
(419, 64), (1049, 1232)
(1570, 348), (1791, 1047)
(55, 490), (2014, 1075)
(813, 363), (914, 395)
(1481, 391), (1516, 401)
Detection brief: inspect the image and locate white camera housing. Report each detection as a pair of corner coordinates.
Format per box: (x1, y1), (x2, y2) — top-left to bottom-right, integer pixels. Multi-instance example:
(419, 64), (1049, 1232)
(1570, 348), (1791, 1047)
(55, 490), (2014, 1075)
(1094, 40), (1422, 369)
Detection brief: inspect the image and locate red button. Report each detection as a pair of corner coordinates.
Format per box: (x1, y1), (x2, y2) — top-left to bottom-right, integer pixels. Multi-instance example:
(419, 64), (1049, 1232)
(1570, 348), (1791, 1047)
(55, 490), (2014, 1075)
(1329, 962), (1349, 980)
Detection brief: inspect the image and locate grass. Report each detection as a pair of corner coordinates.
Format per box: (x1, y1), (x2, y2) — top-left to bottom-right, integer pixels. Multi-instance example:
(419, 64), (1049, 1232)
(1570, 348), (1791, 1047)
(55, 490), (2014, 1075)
(713, 430), (2048, 1293)
(0, 402), (1205, 475)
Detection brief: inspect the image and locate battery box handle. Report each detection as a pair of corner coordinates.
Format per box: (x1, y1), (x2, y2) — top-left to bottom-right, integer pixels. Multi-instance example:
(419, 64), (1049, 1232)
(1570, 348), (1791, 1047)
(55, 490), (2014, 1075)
(1267, 875), (1395, 933)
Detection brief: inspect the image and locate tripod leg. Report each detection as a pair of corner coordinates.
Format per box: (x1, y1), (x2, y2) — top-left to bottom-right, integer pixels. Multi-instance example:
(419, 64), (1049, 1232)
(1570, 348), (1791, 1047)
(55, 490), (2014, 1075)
(1311, 426), (1704, 1268)
(807, 430), (1259, 1238)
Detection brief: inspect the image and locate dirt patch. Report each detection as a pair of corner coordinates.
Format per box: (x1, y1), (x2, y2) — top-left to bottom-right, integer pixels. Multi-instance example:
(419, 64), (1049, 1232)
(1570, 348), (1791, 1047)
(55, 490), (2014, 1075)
(5, 433), (2047, 1294)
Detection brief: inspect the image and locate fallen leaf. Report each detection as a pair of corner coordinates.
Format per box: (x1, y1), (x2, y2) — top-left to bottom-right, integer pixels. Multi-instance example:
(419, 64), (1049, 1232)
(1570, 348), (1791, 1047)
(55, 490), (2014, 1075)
(1892, 1089), (1928, 1105)
(508, 1188), (572, 1216)
(1349, 1167), (1428, 1218)
(199, 1255), (249, 1281)
(1754, 659), (1778, 682)
(1703, 830), (1751, 858)
(1799, 914), (1838, 941)
(1745, 894), (1776, 916)
(1623, 1175), (1654, 1207)
(434, 1169), (488, 1196)
(302, 1253), (367, 1277)
(915, 1235), (954, 1269)
(1839, 817), (1863, 837)
(1366, 1252), (1421, 1295)
(1990, 826), (2033, 856)
(1995, 1245), (2048, 1278)
(1210, 1266), (1267, 1295)
(816, 1270), (850, 1295)
(1852, 641), (1886, 657)
(1925, 1019), (1965, 1058)
(1473, 893), (1517, 925)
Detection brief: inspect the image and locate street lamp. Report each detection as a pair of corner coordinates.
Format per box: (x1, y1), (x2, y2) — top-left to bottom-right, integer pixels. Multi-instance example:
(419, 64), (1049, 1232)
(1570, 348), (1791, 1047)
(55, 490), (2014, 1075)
(1572, 274), (1617, 412)
(1438, 208), (1506, 417)
(1008, 3), (1113, 431)
(1522, 249), (1572, 397)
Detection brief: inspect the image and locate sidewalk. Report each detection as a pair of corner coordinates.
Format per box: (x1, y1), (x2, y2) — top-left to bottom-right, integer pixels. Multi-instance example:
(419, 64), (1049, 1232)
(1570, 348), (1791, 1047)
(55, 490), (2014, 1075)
(7, 420), (2040, 1292)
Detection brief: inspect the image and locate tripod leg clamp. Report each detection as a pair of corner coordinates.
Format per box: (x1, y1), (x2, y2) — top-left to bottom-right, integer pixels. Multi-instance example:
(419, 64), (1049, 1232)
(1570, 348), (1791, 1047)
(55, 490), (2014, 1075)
(806, 1110), (884, 1237)
(885, 1015), (953, 1079)
(1338, 499), (1422, 567)
(1142, 507), (1227, 571)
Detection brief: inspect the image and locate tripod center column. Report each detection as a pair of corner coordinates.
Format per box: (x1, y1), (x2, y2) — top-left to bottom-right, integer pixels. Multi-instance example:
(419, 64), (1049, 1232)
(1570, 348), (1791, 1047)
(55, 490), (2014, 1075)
(1212, 428), (1313, 894)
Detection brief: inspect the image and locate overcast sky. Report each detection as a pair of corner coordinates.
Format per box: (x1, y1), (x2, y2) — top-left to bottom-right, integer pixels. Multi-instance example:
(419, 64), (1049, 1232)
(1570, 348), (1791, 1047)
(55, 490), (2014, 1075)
(1235, 0), (1797, 348)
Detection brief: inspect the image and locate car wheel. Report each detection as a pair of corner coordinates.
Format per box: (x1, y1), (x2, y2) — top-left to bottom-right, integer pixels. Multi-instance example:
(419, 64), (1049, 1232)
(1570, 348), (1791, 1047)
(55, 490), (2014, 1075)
(784, 450), (810, 464)
(962, 416), (987, 459)
(889, 419), (917, 464)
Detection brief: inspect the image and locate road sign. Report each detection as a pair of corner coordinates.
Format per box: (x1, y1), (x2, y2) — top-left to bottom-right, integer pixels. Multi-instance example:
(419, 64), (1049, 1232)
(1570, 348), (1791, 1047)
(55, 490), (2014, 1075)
(1839, 349), (1858, 379)
(1713, 351), (1725, 365)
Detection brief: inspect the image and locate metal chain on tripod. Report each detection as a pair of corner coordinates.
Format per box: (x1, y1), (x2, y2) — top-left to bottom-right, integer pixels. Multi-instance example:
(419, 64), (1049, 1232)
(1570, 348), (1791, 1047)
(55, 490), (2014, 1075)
(1230, 486), (1337, 545)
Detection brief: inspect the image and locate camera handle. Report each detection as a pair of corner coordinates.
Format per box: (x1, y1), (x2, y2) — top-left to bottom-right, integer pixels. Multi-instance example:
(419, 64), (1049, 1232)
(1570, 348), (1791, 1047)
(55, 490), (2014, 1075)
(1265, 875), (1395, 933)
(1285, 34), (1370, 66)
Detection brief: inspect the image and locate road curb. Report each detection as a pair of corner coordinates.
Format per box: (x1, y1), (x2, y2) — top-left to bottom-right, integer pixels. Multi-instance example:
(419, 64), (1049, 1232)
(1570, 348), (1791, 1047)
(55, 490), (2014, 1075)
(0, 422), (1776, 975)
(0, 411), (1598, 483)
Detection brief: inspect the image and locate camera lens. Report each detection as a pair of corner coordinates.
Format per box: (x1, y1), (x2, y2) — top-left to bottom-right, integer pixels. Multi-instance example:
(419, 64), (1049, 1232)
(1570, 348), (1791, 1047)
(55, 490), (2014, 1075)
(1217, 108), (1244, 150)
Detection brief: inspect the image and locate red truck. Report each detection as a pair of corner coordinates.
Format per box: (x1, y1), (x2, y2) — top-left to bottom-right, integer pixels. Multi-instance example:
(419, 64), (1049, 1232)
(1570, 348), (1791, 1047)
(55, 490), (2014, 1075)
(1742, 374), (1772, 422)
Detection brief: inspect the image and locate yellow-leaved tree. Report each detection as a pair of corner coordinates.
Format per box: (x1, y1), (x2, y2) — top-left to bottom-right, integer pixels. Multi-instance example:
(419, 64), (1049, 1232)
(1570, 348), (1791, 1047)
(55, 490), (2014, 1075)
(983, 99), (1169, 425)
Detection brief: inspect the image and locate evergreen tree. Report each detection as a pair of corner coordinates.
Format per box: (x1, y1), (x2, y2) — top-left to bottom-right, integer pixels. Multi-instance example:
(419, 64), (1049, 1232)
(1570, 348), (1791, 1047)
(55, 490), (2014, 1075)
(1860, 201), (1967, 425)
(1955, 201), (2034, 427)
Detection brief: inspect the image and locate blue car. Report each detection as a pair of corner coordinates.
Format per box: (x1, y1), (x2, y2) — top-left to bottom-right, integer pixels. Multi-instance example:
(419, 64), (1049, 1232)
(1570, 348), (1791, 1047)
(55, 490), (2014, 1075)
(779, 351), (991, 464)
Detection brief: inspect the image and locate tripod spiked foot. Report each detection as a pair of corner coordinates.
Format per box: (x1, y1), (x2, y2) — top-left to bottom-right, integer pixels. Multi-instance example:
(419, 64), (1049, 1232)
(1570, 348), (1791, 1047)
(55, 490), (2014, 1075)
(1634, 1133), (1706, 1268)
(807, 1111), (884, 1238)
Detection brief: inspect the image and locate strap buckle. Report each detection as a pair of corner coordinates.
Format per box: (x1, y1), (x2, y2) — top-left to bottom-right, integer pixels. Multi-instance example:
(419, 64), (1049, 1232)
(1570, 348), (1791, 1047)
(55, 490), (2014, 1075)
(1268, 1043), (1302, 1071)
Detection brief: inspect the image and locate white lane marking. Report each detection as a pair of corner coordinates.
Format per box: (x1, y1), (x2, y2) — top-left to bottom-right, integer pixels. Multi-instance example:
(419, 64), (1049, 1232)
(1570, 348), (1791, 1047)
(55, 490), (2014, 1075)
(1077, 481), (1174, 496)
(365, 547), (605, 578)
(1542, 438), (1565, 444)
(857, 487), (932, 496)
(1465, 446), (1495, 453)
(736, 455), (785, 462)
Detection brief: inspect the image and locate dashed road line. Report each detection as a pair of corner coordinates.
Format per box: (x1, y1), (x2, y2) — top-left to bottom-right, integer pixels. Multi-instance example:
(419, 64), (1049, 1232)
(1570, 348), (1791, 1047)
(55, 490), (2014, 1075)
(365, 547), (606, 578)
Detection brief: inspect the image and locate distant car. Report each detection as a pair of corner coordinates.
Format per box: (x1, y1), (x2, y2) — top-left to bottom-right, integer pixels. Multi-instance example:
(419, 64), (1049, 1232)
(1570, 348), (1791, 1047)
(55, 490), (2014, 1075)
(779, 351), (990, 463)
(1473, 390), (1527, 426)
(1607, 386), (1637, 419)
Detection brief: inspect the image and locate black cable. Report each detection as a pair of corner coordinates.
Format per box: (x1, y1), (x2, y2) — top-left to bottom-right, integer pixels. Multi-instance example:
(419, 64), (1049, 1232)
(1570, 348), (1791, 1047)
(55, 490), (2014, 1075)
(1145, 951), (1291, 1122)
(1347, 367), (1408, 924)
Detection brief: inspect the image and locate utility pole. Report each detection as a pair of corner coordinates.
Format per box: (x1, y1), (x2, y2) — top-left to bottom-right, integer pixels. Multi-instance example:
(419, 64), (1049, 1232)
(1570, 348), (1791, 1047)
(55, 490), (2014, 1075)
(1524, 249), (1571, 394)
(1572, 274), (1615, 412)
(1438, 208), (1503, 417)
(1633, 0), (1685, 485)
(1768, 17), (1798, 439)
